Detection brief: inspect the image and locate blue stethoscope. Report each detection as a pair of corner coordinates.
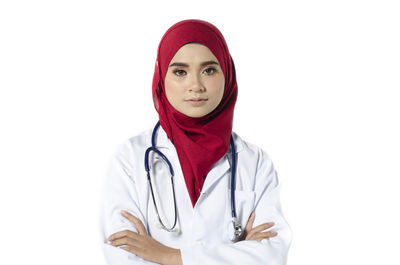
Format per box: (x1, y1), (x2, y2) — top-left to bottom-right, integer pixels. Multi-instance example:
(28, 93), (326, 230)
(144, 121), (243, 241)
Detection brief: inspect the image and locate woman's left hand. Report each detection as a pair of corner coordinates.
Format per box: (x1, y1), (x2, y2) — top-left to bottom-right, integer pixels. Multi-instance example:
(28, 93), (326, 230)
(108, 210), (182, 265)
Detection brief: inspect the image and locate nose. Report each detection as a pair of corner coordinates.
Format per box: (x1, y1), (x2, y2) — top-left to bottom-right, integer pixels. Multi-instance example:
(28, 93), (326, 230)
(188, 73), (205, 93)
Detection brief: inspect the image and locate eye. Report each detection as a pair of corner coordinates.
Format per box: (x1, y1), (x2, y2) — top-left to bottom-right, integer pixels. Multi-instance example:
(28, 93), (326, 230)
(173, 69), (187, 76)
(203, 67), (217, 75)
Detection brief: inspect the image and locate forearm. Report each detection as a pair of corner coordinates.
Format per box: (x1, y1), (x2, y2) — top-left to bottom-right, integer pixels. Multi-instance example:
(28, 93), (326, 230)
(102, 243), (160, 265)
(161, 248), (183, 265)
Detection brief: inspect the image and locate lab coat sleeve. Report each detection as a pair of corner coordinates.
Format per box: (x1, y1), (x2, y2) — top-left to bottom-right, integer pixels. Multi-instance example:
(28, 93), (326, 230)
(180, 150), (292, 265)
(99, 142), (159, 265)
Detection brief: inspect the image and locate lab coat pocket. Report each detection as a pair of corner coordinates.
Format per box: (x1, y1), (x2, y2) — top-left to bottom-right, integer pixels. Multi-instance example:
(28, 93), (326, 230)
(225, 189), (256, 242)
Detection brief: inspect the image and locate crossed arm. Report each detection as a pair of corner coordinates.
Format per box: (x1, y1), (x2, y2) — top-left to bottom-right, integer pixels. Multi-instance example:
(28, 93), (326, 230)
(107, 210), (277, 265)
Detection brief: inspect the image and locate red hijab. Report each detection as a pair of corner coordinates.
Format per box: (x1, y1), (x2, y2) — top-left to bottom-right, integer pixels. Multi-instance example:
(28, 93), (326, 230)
(152, 19), (238, 207)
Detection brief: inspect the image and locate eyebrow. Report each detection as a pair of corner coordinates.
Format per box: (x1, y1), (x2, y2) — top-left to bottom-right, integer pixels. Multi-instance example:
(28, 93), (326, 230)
(169, 60), (219, 67)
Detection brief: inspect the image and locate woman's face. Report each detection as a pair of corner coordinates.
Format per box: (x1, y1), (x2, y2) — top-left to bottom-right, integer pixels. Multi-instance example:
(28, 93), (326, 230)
(164, 43), (225, 118)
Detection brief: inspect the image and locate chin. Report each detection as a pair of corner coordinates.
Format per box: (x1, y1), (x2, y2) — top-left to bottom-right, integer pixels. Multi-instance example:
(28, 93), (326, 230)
(186, 113), (205, 118)
(184, 111), (208, 118)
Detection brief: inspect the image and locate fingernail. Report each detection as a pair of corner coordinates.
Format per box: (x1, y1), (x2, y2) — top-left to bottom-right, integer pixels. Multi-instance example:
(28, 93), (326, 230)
(272, 231), (278, 236)
(121, 210), (127, 215)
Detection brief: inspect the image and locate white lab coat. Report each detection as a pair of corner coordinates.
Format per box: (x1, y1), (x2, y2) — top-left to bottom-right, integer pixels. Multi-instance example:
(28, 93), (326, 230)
(99, 126), (292, 265)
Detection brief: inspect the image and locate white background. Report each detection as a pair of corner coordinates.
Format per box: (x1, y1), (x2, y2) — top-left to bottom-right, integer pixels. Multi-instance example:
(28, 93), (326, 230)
(1, 0), (399, 264)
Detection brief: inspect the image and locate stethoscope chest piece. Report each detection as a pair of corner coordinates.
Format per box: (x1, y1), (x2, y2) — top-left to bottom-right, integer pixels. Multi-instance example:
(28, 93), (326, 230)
(232, 217), (243, 242)
(226, 217), (243, 242)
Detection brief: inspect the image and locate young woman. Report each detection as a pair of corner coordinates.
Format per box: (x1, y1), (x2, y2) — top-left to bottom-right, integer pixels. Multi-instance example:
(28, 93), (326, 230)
(100, 19), (292, 265)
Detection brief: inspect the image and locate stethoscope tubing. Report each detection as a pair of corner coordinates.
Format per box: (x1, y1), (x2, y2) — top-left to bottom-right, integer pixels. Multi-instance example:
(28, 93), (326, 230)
(144, 121), (240, 238)
(230, 135), (237, 220)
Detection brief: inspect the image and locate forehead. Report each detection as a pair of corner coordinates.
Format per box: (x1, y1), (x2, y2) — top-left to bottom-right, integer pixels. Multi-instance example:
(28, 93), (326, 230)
(170, 43), (219, 62)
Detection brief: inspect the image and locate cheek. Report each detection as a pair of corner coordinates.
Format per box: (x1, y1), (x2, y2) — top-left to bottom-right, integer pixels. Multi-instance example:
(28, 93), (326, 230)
(164, 78), (181, 102)
(165, 80), (191, 112)
(208, 76), (225, 102)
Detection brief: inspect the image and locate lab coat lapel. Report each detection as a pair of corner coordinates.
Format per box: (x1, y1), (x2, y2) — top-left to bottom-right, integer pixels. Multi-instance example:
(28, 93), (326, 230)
(201, 154), (230, 194)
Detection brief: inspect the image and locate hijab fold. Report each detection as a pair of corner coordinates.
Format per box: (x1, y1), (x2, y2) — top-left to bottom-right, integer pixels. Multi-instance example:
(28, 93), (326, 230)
(152, 19), (238, 207)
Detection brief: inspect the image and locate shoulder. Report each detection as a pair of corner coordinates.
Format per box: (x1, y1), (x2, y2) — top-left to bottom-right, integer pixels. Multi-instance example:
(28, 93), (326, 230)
(114, 128), (153, 155)
(232, 132), (279, 190)
(108, 128), (153, 171)
(232, 131), (273, 164)
(232, 132), (277, 182)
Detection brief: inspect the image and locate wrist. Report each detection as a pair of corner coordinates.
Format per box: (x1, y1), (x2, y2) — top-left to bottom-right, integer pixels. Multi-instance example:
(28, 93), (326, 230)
(161, 247), (182, 265)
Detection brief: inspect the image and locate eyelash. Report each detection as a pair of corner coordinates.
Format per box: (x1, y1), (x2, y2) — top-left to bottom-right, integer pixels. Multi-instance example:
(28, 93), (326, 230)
(173, 69), (186, 76)
(173, 67), (218, 77)
(203, 67), (217, 75)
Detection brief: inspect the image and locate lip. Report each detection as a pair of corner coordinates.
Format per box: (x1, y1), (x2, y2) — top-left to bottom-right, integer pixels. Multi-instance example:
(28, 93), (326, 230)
(185, 98), (208, 106)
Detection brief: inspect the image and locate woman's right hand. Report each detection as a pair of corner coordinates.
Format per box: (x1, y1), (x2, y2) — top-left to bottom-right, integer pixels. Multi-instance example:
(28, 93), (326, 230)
(242, 212), (277, 241)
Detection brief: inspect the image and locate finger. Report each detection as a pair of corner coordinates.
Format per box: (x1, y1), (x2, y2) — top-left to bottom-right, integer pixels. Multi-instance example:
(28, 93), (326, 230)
(253, 231), (278, 242)
(108, 229), (138, 242)
(110, 236), (137, 247)
(121, 210), (147, 235)
(121, 245), (139, 254)
(247, 222), (275, 239)
(244, 212), (255, 234)
(252, 221), (275, 234)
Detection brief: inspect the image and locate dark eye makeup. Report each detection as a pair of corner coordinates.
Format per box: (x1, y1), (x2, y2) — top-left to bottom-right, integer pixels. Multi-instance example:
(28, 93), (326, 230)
(172, 66), (218, 77)
(203, 67), (217, 75)
(173, 69), (187, 76)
